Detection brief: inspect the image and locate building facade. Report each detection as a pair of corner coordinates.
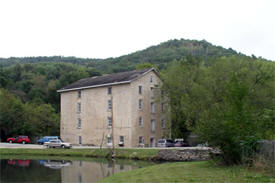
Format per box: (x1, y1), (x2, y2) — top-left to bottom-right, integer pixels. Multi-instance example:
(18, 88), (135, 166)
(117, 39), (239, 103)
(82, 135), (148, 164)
(58, 68), (169, 147)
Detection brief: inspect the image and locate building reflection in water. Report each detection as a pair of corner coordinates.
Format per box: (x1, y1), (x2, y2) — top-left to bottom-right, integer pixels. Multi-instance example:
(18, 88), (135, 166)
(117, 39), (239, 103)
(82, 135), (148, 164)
(61, 160), (136, 183)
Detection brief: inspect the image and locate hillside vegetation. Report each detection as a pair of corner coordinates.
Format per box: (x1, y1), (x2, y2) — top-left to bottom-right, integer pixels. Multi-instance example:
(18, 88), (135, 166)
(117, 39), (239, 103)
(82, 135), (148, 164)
(0, 39), (274, 152)
(0, 39), (244, 73)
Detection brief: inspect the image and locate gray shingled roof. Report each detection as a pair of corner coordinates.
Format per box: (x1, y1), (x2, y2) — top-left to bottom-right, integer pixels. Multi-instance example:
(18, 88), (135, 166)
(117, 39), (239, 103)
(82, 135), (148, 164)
(58, 68), (154, 92)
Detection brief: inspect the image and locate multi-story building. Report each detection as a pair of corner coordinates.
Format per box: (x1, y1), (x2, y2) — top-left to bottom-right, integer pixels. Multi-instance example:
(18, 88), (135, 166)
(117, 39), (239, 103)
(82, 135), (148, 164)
(57, 68), (169, 147)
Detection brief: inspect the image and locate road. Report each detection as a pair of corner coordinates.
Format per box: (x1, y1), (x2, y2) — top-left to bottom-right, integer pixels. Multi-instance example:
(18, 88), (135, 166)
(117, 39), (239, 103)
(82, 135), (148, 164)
(0, 142), (211, 150)
(0, 142), (45, 149)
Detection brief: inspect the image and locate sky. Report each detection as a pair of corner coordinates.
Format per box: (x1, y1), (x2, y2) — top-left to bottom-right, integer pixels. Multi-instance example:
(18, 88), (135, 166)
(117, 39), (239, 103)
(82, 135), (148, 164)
(0, 0), (274, 60)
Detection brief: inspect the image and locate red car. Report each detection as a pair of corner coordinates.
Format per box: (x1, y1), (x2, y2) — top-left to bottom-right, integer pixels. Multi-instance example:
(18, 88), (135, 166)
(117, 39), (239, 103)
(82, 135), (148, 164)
(7, 136), (31, 144)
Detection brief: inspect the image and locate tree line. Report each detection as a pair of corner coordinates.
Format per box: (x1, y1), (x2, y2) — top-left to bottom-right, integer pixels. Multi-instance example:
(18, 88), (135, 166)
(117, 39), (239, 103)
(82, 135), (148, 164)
(162, 55), (275, 164)
(0, 62), (100, 141)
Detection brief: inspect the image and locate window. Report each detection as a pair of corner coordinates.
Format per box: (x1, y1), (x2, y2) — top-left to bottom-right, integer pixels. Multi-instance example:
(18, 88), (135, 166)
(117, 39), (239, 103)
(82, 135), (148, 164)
(108, 100), (112, 111)
(108, 87), (112, 95)
(79, 136), (82, 144)
(151, 102), (155, 113)
(107, 136), (112, 144)
(151, 119), (155, 132)
(161, 119), (165, 128)
(119, 136), (124, 143)
(161, 103), (165, 112)
(138, 99), (142, 110)
(150, 74), (153, 83)
(138, 85), (142, 94)
(150, 87), (154, 98)
(139, 136), (144, 144)
(77, 118), (81, 128)
(78, 90), (81, 98)
(77, 103), (81, 113)
(139, 116), (143, 127)
(108, 117), (112, 128)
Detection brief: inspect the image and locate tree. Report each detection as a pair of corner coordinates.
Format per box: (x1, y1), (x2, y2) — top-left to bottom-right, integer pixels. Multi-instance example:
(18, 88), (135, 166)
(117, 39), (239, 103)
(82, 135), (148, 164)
(163, 56), (275, 164)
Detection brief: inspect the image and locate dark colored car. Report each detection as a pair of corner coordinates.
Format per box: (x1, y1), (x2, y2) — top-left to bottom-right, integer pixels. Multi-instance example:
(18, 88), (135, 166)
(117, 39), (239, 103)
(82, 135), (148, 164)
(174, 141), (189, 147)
(7, 136), (31, 144)
(157, 139), (174, 147)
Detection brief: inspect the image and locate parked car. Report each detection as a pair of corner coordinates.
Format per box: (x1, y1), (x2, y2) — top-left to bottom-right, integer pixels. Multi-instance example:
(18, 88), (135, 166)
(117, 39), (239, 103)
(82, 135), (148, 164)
(44, 139), (71, 149)
(174, 141), (189, 147)
(37, 136), (59, 145)
(42, 160), (72, 169)
(6, 136), (31, 144)
(157, 139), (174, 147)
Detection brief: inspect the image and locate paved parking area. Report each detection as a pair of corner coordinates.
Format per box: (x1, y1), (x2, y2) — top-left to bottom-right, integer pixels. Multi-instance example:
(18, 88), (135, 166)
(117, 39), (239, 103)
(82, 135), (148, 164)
(0, 142), (44, 149)
(0, 142), (211, 150)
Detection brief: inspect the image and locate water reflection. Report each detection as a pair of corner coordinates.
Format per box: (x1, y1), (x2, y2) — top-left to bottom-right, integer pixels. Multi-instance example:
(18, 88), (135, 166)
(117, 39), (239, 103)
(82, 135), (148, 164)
(0, 158), (152, 183)
(42, 160), (73, 169)
(61, 159), (135, 183)
(7, 159), (30, 167)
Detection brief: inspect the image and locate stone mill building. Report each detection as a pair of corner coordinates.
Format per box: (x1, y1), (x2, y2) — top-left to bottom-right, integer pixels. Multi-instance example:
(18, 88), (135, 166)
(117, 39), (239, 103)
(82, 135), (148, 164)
(58, 68), (169, 147)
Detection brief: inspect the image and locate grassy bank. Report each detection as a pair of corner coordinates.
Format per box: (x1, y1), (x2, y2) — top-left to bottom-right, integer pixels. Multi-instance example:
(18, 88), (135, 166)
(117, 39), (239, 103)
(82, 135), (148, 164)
(0, 148), (159, 160)
(99, 161), (275, 183)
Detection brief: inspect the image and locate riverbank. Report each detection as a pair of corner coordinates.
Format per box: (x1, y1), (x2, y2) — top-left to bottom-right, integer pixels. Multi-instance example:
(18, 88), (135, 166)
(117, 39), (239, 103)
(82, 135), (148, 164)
(99, 161), (275, 183)
(0, 148), (159, 161)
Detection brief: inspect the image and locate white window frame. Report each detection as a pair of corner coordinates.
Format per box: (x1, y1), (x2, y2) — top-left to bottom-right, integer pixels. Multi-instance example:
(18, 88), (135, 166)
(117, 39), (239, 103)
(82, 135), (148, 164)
(161, 103), (165, 112)
(138, 99), (142, 110)
(151, 119), (155, 132)
(139, 136), (144, 144)
(139, 116), (143, 128)
(77, 118), (81, 129)
(107, 136), (112, 146)
(138, 85), (142, 94)
(79, 136), (82, 144)
(77, 102), (81, 113)
(78, 90), (81, 98)
(150, 87), (154, 98)
(108, 100), (112, 111)
(151, 102), (155, 113)
(108, 87), (112, 95)
(108, 117), (112, 128)
(119, 136), (124, 143)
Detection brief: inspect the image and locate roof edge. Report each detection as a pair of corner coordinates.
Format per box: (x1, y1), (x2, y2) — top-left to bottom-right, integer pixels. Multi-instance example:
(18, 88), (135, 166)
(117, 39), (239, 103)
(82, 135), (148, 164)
(57, 68), (160, 93)
(130, 68), (161, 83)
(57, 80), (131, 93)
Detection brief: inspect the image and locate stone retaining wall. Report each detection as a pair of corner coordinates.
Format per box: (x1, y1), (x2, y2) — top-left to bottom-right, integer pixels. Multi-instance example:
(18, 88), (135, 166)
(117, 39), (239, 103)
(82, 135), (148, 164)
(157, 147), (215, 161)
(258, 140), (275, 162)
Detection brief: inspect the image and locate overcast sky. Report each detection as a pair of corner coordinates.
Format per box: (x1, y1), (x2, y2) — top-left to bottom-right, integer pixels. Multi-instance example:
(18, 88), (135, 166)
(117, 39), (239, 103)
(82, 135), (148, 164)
(0, 0), (274, 60)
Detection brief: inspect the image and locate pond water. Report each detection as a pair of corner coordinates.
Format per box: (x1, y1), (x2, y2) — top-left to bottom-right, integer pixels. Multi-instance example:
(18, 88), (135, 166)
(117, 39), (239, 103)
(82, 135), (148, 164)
(0, 157), (154, 183)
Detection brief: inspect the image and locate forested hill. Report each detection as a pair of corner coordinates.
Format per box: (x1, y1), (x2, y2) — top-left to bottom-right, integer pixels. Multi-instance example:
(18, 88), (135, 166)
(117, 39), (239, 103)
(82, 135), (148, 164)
(0, 39), (246, 73)
(1, 38), (274, 141)
(97, 39), (244, 72)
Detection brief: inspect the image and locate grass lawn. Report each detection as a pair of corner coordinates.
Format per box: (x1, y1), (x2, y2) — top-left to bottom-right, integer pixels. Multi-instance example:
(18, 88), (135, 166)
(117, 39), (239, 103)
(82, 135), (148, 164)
(0, 148), (159, 160)
(99, 161), (275, 183)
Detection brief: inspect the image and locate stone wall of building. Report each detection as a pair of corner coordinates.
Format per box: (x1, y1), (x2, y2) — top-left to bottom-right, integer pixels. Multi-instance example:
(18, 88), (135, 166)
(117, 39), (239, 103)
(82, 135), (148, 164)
(130, 70), (167, 147)
(60, 70), (168, 148)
